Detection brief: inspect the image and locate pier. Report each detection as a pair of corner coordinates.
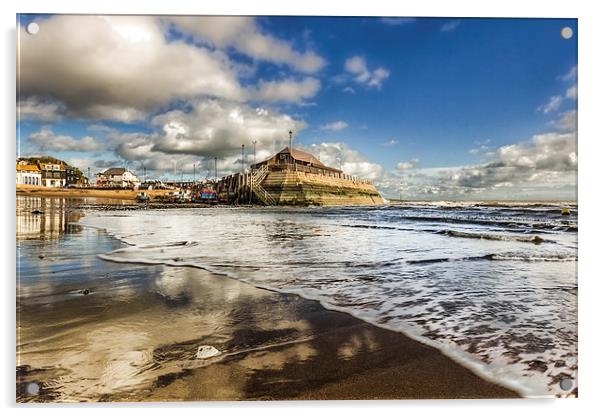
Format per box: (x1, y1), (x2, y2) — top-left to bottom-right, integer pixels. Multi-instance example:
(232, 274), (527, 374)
(215, 147), (383, 206)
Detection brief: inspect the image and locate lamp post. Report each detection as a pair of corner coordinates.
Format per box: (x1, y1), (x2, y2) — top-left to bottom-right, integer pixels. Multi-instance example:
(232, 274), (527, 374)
(214, 157), (218, 180)
(241, 144), (245, 173)
(87, 167), (91, 186)
(193, 163), (196, 182)
(252, 140), (257, 166)
(289, 130), (293, 151)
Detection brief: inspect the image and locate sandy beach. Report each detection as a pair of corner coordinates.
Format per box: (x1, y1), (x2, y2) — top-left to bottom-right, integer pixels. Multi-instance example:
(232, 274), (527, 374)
(16, 185), (175, 201)
(16, 196), (520, 401)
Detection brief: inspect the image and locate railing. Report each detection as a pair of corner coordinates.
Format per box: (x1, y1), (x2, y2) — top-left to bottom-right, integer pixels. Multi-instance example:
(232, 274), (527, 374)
(250, 165), (276, 205)
(270, 163), (373, 184)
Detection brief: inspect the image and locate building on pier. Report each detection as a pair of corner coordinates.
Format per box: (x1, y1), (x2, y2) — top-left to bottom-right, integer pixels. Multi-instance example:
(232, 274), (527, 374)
(217, 147), (384, 206)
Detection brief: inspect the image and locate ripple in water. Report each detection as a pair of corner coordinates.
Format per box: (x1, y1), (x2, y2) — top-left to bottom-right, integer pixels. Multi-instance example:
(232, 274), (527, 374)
(81, 203), (578, 397)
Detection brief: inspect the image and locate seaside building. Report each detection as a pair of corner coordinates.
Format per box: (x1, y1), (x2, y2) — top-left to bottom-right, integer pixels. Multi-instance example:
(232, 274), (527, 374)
(218, 146), (383, 206)
(16, 162), (42, 186)
(97, 168), (141, 188)
(251, 147), (343, 176)
(38, 161), (66, 187)
(66, 167), (88, 187)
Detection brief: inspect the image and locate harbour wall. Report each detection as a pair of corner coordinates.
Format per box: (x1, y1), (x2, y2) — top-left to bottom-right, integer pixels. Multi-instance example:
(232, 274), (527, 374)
(261, 171), (384, 206)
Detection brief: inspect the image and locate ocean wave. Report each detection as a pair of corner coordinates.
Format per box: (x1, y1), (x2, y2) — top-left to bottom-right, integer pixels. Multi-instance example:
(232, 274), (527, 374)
(436, 230), (550, 244)
(407, 253), (577, 265)
(393, 214), (577, 232)
(79, 206), (577, 398)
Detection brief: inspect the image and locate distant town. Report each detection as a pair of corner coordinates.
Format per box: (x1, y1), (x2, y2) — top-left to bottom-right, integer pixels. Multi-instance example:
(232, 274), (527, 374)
(16, 156), (179, 189)
(16, 147), (383, 206)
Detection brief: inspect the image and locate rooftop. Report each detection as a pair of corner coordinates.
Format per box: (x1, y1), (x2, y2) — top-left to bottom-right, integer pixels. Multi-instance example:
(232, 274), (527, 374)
(254, 147), (342, 173)
(101, 167), (128, 175)
(16, 164), (41, 172)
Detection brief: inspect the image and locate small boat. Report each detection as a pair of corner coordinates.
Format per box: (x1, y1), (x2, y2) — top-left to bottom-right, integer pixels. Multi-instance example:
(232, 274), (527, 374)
(561, 207), (571, 216)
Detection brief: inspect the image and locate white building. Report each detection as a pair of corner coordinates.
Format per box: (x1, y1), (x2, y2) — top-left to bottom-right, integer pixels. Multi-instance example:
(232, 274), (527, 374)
(97, 168), (140, 188)
(16, 163), (42, 186)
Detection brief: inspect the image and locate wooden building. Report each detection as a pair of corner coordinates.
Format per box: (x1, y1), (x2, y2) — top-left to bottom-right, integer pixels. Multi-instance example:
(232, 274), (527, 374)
(219, 146), (383, 206)
(251, 147), (342, 176)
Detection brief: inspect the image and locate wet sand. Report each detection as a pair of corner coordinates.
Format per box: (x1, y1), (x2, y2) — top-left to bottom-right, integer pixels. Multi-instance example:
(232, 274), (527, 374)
(16, 196), (520, 402)
(136, 288), (521, 401)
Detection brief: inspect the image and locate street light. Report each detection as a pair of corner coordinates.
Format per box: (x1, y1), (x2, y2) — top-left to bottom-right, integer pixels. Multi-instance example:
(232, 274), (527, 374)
(214, 157), (218, 180)
(241, 144), (245, 173)
(252, 140), (257, 166)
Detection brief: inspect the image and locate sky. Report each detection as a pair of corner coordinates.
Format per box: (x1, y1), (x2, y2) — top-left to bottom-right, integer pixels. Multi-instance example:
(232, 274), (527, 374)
(16, 15), (577, 200)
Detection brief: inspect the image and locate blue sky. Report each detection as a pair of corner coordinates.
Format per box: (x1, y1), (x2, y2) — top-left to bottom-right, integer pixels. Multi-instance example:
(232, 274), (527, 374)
(17, 15), (577, 199)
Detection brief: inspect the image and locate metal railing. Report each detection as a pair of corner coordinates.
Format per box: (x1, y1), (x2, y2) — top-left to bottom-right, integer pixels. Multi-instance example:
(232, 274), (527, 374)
(250, 165), (276, 205)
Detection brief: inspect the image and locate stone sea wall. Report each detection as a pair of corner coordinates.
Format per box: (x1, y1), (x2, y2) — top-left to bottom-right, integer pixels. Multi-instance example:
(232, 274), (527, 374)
(262, 171), (384, 206)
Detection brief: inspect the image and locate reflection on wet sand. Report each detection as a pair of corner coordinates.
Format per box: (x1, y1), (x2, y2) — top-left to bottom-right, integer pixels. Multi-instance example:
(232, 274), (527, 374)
(18, 209), (327, 401)
(16, 196), (132, 241)
(17, 196), (519, 402)
(16, 196), (81, 240)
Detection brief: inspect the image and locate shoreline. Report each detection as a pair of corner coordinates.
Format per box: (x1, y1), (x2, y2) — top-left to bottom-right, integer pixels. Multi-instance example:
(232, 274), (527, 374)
(16, 187), (577, 206)
(16, 186), (175, 201)
(133, 291), (522, 401)
(16, 199), (521, 401)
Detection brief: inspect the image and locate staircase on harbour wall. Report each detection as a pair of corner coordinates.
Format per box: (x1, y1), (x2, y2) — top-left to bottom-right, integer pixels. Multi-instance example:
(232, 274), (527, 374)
(250, 165), (276, 205)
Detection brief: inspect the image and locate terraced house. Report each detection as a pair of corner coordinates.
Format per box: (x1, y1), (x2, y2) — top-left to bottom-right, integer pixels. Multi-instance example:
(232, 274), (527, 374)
(39, 161), (66, 187)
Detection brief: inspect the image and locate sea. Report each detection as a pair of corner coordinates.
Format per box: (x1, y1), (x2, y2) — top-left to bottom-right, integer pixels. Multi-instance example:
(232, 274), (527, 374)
(17, 197), (578, 398)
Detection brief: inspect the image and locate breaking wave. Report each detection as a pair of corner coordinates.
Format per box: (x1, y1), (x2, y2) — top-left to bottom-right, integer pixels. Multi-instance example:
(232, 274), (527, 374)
(80, 203), (578, 398)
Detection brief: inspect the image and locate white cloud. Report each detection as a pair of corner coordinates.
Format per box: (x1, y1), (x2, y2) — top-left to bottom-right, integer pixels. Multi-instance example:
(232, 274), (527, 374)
(29, 127), (103, 152)
(380, 131), (577, 199)
(537, 86), (576, 116)
(307, 142), (384, 181)
(344, 56), (390, 89)
(565, 84), (577, 100)
(103, 98), (307, 178)
(320, 121), (348, 131)
(254, 77), (321, 103)
(65, 157), (94, 171)
(440, 20), (461, 32)
(555, 110), (577, 131)
(468, 139), (492, 156)
(343, 86), (356, 94)
(381, 139), (399, 147)
(18, 97), (64, 122)
(167, 16), (326, 74)
(537, 95), (563, 114)
(560, 65), (577, 81)
(396, 158), (419, 170)
(19, 15), (247, 122)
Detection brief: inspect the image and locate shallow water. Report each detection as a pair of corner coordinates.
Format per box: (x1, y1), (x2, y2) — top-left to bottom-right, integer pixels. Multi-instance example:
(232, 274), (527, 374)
(17, 197), (327, 401)
(17, 197), (578, 398)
